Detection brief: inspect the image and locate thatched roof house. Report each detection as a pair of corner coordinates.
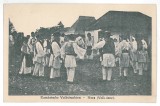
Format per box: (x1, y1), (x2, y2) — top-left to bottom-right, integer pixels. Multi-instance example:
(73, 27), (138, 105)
(65, 16), (96, 35)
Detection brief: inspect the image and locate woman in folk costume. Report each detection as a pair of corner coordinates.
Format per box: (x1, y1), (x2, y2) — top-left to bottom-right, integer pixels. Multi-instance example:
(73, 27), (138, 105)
(117, 35), (131, 79)
(49, 33), (62, 79)
(93, 32), (115, 81)
(32, 35), (45, 77)
(130, 36), (138, 74)
(75, 36), (85, 49)
(86, 33), (94, 59)
(43, 38), (51, 67)
(113, 38), (120, 67)
(61, 34), (86, 84)
(137, 37), (148, 75)
(19, 38), (33, 75)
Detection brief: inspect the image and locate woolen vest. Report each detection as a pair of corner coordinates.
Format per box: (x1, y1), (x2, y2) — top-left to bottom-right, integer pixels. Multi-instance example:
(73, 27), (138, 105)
(65, 42), (76, 56)
(102, 39), (115, 55)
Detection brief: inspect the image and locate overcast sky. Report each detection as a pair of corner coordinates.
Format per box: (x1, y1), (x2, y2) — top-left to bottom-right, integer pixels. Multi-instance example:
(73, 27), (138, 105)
(5, 4), (153, 35)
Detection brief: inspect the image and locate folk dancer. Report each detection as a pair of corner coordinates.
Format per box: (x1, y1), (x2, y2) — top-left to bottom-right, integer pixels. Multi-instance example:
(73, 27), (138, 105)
(117, 35), (131, 79)
(49, 34), (62, 79)
(75, 36), (85, 49)
(93, 32), (115, 81)
(130, 36), (138, 74)
(32, 35), (45, 77)
(61, 34), (86, 84)
(113, 38), (120, 67)
(19, 38), (32, 75)
(137, 37), (148, 75)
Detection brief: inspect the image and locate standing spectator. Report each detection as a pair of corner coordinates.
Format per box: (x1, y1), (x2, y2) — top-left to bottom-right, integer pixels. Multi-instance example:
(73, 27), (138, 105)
(86, 33), (94, 59)
(32, 35), (45, 77)
(19, 38), (32, 75)
(28, 32), (37, 72)
(43, 38), (51, 67)
(60, 33), (65, 46)
(49, 33), (62, 80)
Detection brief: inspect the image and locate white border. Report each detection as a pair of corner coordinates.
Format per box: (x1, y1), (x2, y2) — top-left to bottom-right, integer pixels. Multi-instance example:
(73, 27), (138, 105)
(1, 0), (160, 106)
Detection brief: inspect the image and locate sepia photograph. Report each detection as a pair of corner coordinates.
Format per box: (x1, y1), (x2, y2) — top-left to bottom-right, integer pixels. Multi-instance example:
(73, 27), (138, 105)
(3, 4), (156, 102)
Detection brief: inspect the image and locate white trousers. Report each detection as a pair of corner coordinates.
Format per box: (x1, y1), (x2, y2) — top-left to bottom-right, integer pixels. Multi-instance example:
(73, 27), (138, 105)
(119, 67), (128, 77)
(131, 61), (138, 73)
(19, 57), (31, 74)
(102, 67), (112, 81)
(33, 63), (44, 76)
(50, 68), (60, 79)
(66, 68), (75, 82)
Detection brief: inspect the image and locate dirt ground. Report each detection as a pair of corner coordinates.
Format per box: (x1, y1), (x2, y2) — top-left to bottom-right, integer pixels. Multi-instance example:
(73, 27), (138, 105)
(8, 50), (151, 95)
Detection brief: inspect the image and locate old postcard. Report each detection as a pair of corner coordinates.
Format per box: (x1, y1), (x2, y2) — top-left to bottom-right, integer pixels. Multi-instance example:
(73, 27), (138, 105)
(3, 4), (156, 102)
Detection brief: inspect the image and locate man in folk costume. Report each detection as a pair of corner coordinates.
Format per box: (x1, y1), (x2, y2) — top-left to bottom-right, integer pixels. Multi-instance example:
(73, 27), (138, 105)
(61, 34), (86, 84)
(86, 33), (94, 60)
(137, 36), (148, 75)
(117, 35), (131, 79)
(32, 35), (45, 77)
(130, 35), (138, 74)
(19, 37), (32, 75)
(28, 32), (37, 71)
(49, 33), (62, 79)
(93, 32), (115, 81)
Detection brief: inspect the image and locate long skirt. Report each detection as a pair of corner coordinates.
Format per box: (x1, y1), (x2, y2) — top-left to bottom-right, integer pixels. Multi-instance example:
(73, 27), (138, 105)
(65, 55), (76, 68)
(19, 56), (32, 74)
(120, 53), (130, 68)
(137, 50), (148, 63)
(101, 54), (115, 67)
(130, 51), (137, 62)
(137, 50), (148, 71)
(130, 51), (138, 71)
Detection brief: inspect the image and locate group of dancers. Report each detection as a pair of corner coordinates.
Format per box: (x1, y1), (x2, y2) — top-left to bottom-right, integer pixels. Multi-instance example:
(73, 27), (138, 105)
(93, 32), (148, 81)
(17, 31), (149, 84)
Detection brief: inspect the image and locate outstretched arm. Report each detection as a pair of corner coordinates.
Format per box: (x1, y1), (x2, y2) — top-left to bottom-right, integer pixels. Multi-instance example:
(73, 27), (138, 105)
(92, 40), (105, 49)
